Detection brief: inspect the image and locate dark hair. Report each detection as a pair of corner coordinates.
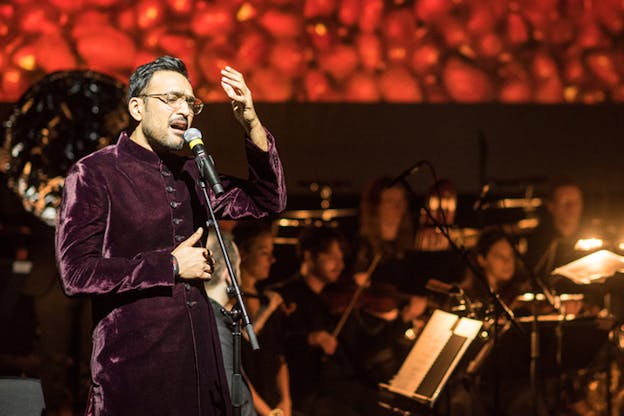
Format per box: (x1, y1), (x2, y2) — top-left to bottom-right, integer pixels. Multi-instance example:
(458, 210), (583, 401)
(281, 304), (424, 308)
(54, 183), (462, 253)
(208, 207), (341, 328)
(359, 176), (413, 254)
(232, 220), (273, 254)
(461, 227), (525, 307)
(128, 56), (189, 103)
(476, 227), (508, 257)
(425, 178), (457, 201)
(547, 177), (582, 201)
(297, 226), (346, 261)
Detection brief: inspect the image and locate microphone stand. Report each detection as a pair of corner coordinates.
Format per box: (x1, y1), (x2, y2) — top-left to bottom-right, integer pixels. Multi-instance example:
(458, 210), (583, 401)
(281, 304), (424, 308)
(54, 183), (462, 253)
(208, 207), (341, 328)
(473, 173), (563, 415)
(406, 162), (524, 334)
(196, 177), (259, 416)
(399, 161), (525, 414)
(493, 224), (560, 416)
(473, 178), (560, 415)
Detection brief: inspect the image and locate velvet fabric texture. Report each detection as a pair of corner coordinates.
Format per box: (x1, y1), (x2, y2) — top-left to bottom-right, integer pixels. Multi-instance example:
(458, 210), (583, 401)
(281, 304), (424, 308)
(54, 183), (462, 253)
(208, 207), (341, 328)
(55, 131), (286, 416)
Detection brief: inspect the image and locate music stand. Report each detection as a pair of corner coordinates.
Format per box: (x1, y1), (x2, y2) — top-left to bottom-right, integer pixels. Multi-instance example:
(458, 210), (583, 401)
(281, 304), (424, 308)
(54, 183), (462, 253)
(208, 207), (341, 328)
(379, 310), (482, 409)
(552, 249), (624, 285)
(551, 249), (624, 319)
(550, 250), (624, 415)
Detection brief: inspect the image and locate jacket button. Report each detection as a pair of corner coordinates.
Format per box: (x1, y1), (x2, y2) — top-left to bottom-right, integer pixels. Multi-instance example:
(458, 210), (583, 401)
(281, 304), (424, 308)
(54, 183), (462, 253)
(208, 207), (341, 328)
(173, 218), (183, 225)
(184, 283), (191, 291)
(175, 235), (185, 242)
(166, 186), (175, 193)
(170, 201), (179, 208)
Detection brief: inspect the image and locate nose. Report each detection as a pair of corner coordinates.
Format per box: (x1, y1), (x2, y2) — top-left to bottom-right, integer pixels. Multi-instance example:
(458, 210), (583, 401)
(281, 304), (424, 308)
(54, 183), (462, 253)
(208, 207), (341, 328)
(176, 98), (192, 117)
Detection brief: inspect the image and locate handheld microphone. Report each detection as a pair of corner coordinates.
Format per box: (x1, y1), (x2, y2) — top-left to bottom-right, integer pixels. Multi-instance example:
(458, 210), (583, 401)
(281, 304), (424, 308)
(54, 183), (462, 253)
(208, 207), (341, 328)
(472, 182), (491, 211)
(183, 128), (224, 196)
(390, 160), (427, 186)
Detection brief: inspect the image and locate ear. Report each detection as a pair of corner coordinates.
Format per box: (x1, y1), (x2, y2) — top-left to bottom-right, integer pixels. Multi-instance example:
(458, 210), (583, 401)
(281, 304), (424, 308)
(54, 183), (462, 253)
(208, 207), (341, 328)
(546, 200), (556, 217)
(477, 254), (487, 268)
(128, 97), (144, 122)
(303, 250), (312, 264)
(239, 248), (248, 263)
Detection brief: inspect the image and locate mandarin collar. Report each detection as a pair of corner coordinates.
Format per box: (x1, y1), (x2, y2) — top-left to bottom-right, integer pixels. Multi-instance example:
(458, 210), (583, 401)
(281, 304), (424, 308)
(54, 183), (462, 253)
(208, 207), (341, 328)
(117, 131), (162, 168)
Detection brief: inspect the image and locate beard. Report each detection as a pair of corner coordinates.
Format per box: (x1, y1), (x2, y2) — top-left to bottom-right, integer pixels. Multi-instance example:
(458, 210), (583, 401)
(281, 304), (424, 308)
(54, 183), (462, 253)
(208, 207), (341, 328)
(143, 124), (184, 152)
(315, 268), (341, 284)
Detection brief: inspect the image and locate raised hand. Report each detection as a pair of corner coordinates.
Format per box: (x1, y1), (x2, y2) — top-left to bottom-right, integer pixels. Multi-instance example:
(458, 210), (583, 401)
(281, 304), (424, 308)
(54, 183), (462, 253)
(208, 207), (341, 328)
(220, 66), (268, 151)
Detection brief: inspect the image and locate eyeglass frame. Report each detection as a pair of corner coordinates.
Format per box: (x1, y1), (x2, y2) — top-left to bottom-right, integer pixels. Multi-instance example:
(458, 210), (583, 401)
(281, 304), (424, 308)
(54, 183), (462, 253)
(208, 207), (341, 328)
(139, 92), (204, 115)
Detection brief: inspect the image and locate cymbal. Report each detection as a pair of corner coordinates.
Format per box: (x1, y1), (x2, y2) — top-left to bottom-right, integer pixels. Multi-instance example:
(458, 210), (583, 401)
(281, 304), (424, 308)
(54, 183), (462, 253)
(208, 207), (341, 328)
(516, 314), (582, 323)
(277, 208), (358, 221)
(297, 180), (351, 189)
(481, 197), (543, 210)
(515, 293), (584, 302)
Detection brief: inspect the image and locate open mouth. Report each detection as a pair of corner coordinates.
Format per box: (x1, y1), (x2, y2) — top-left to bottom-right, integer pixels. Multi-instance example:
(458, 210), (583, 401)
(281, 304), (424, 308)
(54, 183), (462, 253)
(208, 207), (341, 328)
(170, 119), (188, 135)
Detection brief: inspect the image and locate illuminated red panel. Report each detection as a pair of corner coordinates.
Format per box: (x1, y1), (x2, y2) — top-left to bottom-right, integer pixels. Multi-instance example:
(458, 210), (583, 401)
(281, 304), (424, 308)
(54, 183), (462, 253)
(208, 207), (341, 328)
(443, 57), (494, 102)
(379, 66), (422, 102)
(249, 67), (293, 101)
(2, 0), (624, 102)
(304, 69), (332, 101)
(345, 71), (379, 101)
(76, 27), (136, 72)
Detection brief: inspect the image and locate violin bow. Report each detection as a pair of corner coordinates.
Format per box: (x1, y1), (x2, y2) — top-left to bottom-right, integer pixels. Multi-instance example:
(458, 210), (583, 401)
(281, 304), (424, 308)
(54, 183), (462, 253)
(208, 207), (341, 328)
(331, 252), (383, 338)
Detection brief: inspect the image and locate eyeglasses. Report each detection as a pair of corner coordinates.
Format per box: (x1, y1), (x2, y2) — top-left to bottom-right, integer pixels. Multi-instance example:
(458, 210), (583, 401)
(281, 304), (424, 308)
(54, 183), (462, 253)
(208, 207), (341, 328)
(140, 92), (204, 115)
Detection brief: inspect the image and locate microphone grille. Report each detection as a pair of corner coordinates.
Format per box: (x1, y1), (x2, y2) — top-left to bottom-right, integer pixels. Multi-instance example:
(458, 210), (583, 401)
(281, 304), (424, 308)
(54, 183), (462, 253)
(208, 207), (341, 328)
(183, 128), (202, 143)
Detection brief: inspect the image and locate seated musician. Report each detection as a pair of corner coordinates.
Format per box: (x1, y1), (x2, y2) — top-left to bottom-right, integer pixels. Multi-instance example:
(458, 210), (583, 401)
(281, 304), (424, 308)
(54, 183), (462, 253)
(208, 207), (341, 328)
(232, 220), (293, 416)
(352, 176), (429, 306)
(414, 178), (458, 252)
(347, 177), (428, 386)
(353, 176), (414, 289)
(458, 227), (529, 318)
(525, 178), (584, 276)
(525, 178), (600, 314)
(408, 179), (465, 292)
(203, 224), (256, 416)
(276, 226), (379, 416)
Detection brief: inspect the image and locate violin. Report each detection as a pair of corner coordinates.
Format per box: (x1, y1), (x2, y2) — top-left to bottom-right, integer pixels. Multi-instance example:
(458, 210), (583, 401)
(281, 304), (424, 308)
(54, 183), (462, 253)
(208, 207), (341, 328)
(329, 253), (382, 337)
(323, 281), (413, 316)
(242, 290), (296, 316)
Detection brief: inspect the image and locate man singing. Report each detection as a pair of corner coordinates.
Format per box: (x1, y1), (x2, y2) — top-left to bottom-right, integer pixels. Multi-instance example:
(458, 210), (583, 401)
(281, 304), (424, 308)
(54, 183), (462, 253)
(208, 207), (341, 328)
(55, 56), (286, 415)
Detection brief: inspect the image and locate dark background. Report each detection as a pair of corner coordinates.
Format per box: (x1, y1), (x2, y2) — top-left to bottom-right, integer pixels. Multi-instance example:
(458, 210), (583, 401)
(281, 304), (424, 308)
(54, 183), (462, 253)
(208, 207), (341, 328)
(2, 102), (624, 219)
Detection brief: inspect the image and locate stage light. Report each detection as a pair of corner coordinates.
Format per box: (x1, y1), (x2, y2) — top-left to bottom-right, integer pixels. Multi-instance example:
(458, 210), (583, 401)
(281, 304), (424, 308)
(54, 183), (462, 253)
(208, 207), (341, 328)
(575, 238), (604, 252)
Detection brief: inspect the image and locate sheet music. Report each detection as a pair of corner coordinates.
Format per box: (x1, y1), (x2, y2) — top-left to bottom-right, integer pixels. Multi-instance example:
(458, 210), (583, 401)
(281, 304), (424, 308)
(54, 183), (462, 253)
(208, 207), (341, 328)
(454, 316), (482, 338)
(553, 249), (624, 284)
(387, 310), (458, 396)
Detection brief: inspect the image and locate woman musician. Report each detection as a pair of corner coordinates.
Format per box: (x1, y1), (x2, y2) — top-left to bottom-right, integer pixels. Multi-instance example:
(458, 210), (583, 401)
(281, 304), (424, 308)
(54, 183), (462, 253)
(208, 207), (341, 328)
(232, 220), (294, 416)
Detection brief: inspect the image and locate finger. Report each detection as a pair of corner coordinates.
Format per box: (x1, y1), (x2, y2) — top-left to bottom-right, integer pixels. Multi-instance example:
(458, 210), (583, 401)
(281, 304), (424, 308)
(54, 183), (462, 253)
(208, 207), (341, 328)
(221, 76), (247, 91)
(221, 66), (242, 78)
(178, 228), (203, 248)
(220, 76), (248, 93)
(206, 257), (214, 268)
(221, 82), (245, 101)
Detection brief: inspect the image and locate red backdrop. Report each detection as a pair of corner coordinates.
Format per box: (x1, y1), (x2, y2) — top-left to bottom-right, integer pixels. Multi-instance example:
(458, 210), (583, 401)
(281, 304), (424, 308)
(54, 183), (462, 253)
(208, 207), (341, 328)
(3, 0), (624, 103)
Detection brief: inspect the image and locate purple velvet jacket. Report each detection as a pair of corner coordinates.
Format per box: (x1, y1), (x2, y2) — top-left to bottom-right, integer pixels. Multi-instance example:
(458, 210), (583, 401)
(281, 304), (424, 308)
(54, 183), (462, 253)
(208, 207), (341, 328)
(55, 130), (286, 416)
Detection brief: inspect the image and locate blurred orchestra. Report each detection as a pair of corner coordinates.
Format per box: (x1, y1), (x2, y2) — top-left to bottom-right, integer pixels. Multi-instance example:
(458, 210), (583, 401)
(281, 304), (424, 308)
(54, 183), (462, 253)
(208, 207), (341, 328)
(5, 143), (624, 415)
